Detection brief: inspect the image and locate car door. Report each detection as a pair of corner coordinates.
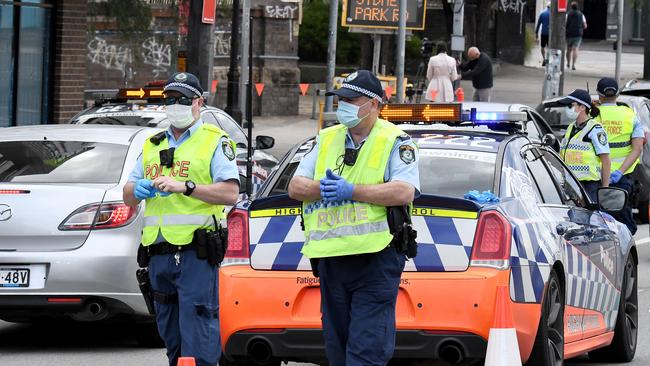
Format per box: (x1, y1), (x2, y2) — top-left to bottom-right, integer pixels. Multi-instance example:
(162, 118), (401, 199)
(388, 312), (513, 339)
(539, 149), (620, 338)
(522, 146), (592, 342)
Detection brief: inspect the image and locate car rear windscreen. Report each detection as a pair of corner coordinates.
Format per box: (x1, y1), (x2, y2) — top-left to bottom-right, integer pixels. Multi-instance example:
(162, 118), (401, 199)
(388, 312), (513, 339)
(0, 141), (128, 183)
(81, 115), (156, 127)
(419, 149), (496, 197)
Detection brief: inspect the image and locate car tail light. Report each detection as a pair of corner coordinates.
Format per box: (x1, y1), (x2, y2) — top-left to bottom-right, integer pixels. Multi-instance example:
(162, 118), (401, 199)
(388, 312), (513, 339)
(59, 201), (137, 231)
(470, 210), (512, 269)
(0, 189), (30, 194)
(223, 208), (250, 266)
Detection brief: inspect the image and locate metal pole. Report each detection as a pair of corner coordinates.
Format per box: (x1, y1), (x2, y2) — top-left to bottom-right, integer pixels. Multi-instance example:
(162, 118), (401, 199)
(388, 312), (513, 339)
(246, 16), (253, 196)
(325, 0), (339, 112)
(372, 35), (381, 74)
(451, 0), (465, 60)
(225, 0), (242, 124)
(396, 0), (407, 103)
(615, 0), (624, 82)
(240, 0), (250, 122)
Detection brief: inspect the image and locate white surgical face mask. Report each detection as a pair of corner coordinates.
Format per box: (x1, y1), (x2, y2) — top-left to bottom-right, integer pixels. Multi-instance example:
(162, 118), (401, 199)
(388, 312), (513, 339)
(166, 104), (195, 129)
(564, 106), (580, 121)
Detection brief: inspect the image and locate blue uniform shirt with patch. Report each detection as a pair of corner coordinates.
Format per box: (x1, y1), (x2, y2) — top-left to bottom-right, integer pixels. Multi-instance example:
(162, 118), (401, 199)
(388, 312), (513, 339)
(294, 130), (421, 197)
(127, 119), (240, 183)
(600, 102), (646, 139)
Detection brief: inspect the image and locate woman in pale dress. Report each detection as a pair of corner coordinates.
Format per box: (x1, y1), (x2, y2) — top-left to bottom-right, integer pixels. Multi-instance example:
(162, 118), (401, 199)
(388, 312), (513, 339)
(425, 42), (458, 102)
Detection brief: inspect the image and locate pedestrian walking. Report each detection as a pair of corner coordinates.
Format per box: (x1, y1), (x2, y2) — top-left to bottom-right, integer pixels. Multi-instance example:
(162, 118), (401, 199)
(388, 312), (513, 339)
(535, 2), (550, 66)
(595, 77), (643, 234)
(288, 70), (420, 366)
(425, 41), (458, 102)
(123, 72), (240, 366)
(566, 1), (588, 70)
(558, 89), (611, 201)
(459, 47), (493, 102)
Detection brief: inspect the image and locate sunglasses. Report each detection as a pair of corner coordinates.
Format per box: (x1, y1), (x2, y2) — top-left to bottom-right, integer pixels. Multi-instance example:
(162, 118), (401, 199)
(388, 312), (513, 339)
(163, 96), (196, 106)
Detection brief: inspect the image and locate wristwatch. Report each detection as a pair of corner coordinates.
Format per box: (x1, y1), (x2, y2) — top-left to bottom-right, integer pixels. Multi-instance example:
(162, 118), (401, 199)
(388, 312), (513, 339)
(184, 180), (196, 196)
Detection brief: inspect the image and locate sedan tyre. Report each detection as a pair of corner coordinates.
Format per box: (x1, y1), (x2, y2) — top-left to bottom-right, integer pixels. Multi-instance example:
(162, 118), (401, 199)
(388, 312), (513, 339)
(589, 255), (638, 362)
(525, 270), (564, 366)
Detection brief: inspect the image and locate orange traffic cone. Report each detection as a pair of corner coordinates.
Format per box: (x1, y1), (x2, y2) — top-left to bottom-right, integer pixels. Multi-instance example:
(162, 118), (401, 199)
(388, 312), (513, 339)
(484, 286), (522, 366)
(177, 357), (196, 366)
(455, 87), (465, 102)
(429, 90), (438, 101)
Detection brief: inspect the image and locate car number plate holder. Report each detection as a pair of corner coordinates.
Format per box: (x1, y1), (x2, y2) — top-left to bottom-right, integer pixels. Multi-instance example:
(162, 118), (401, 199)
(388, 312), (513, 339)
(0, 268), (30, 287)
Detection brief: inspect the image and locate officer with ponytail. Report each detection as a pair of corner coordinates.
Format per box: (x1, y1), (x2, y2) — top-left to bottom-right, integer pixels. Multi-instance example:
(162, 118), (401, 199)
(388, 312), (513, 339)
(559, 89), (611, 201)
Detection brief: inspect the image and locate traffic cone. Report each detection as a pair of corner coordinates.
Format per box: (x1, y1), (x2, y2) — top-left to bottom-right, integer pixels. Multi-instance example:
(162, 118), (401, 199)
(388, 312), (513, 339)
(484, 286), (522, 366)
(429, 90), (438, 101)
(455, 87), (465, 102)
(177, 357), (196, 366)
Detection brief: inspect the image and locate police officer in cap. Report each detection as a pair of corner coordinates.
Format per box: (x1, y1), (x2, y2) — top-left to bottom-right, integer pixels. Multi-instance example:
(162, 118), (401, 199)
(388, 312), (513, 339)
(288, 70), (420, 365)
(595, 77), (643, 234)
(558, 89), (611, 201)
(123, 72), (239, 366)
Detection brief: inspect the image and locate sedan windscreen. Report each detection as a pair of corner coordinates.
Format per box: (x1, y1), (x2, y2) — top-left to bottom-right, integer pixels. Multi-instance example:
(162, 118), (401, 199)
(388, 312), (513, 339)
(418, 149), (496, 198)
(81, 115), (156, 127)
(0, 141), (128, 183)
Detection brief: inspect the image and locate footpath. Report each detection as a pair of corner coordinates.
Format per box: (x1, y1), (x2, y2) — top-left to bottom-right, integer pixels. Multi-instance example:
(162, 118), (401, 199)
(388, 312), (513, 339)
(252, 41), (646, 160)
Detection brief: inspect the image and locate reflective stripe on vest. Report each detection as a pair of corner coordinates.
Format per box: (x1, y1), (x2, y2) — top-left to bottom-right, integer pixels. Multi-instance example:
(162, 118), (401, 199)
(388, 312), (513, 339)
(560, 120), (602, 182)
(141, 123), (233, 246)
(301, 119), (405, 259)
(598, 105), (638, 174)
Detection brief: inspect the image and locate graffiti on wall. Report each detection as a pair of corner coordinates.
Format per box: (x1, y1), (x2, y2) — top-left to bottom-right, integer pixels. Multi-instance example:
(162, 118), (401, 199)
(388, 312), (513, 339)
(87, 36), (173, 78)
(264, 5), (299, 19)
(215, 33), (231, 56)
(498, 0), (527, 33)
(87, 37), (133, 77)
(141, 37), (172, 77)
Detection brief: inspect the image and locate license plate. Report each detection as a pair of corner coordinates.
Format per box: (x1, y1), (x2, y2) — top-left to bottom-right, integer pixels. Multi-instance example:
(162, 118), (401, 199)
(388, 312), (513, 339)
(0, 268), (30, 287)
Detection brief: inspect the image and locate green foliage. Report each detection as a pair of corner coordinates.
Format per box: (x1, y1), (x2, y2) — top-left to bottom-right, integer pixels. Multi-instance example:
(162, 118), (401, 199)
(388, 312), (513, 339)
(106, 0), (153, 35)
(523, 26), (535, 59)
(299, 1), (361, 64)
(406, 34), (422, 60)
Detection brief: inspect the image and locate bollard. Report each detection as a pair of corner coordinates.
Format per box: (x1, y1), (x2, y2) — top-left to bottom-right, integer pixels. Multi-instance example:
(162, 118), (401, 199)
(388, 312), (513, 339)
(311, 89), (321, 120)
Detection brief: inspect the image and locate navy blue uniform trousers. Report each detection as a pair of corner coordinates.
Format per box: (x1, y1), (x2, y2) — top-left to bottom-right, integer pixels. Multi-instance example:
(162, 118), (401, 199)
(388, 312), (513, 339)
(149, 248), (220, 366)
(611, 174), (637, 235)
(318, 246), (406, 366)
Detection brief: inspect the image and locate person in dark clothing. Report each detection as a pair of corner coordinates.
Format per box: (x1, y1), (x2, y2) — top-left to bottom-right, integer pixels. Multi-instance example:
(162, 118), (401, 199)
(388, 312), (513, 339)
(565, 1), (587, 70)
(535, 3), (550, 66)
(459, 47), (493, 102)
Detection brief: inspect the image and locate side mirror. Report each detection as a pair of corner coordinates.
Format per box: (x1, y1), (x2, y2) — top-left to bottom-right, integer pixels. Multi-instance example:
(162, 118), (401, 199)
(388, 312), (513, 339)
(255, 135), (275, 150)
(597, 187), (627, 212)
(239, 174), (249, 194)
(236, 142), (246, 149)
(541, 133), (556, 148)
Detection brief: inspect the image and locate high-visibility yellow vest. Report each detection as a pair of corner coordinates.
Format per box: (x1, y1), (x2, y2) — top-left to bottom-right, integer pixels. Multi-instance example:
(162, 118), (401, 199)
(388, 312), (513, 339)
(560, 119), (603, 182)
(597, 105), (639, 174)
(141, 123), (234, 246)
(301, 119), (405, 259)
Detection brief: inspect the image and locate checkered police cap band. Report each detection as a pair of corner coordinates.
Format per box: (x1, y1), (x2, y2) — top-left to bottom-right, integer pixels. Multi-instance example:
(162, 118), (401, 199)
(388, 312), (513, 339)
(164, 82), (203, 98)
(341, 83), (383, 102)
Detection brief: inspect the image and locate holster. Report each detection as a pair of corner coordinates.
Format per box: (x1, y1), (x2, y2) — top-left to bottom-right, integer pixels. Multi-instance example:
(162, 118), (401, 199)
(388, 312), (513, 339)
(136, 268), (156, 315)
(137, 244), (150, 268)
(309, 258), (320, 278)
(387, 205), (418, 259)
(194, 216), (228, 266)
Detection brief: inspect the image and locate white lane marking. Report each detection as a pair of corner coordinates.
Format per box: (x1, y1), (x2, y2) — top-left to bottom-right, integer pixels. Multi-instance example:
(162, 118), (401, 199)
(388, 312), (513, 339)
(635, 237), (650, 246)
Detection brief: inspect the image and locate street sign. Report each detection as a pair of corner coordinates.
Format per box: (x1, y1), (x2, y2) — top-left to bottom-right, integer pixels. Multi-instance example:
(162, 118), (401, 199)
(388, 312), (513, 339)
(202, 0), (216, 24)
(342, 0), (427, 30)
(558, 0), (567, 12)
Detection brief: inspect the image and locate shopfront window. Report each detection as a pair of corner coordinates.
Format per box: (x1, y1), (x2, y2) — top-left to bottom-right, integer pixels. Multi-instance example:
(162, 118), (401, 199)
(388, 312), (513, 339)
(0, 1), (53, 127)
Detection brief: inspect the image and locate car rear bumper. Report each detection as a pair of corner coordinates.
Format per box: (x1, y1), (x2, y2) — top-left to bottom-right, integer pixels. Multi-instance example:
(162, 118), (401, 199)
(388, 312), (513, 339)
(224, 328), (487, 364)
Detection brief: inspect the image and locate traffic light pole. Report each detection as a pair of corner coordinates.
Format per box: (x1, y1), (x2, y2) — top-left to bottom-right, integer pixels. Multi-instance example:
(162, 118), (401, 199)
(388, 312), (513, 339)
(396, 0), (407, 103)
(225, 0), (242, 124)
(325, 0), (339, 112)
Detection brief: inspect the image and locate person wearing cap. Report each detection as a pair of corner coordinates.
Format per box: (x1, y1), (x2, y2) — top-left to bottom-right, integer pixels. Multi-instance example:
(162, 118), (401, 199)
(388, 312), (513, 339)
(123, 72), (239, 366)
(595, 77), (643, 234)
(559, 89), (611, 201)
(288, 70), (420, 365)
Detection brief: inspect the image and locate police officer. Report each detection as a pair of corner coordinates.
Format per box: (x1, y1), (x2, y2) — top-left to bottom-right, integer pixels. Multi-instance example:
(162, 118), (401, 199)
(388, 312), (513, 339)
(123, 72), (239, 366)
(559, 89), (611, 201)
(595, 77), (643, 234)
(288, 70), (420, 365)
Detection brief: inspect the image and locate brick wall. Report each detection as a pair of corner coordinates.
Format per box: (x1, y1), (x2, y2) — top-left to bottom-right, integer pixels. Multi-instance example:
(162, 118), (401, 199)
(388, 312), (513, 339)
(52, 0), (87, 123)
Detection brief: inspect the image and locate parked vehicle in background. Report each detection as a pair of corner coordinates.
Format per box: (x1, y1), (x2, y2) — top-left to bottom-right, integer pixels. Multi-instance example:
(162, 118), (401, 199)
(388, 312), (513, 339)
(538, 94), (650, 223)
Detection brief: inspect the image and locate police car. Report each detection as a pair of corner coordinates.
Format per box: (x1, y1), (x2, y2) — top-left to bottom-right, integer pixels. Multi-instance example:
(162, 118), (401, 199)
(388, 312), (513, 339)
(218, 103), (638, 365)
(69, 86), (278, 193)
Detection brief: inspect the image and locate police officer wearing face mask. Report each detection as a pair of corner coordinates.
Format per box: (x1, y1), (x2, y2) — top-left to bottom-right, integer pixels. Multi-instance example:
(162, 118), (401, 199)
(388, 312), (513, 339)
(559, 89), (611, 201)
(288, 70), (420, 366)
(123, 72), (240, 366)
(595, 77), (643, 234)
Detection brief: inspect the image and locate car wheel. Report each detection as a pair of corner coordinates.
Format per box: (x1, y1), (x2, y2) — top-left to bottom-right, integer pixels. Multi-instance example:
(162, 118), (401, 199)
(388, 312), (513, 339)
(525, 270), (564, 366)
(134, 321), (165, 348)
(589, 255), (638, 362)
(636, 200), (649, 224)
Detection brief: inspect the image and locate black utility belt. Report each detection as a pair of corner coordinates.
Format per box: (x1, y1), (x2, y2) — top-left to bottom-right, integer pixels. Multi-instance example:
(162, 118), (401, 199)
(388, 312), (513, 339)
(148, 241), (196, 256)
(137, 227), (229, 267)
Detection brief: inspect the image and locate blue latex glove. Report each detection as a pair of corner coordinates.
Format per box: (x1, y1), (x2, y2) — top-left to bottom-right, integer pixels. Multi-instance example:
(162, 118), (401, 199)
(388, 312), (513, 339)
(610, 170), (623, 184)
(134, 179), (156, 200)
(464, 190), (500, 204)
(320, 169), (354, 202)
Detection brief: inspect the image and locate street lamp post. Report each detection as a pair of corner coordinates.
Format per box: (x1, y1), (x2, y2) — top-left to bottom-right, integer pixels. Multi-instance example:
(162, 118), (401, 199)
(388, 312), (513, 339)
(225, 0), (242, 124)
